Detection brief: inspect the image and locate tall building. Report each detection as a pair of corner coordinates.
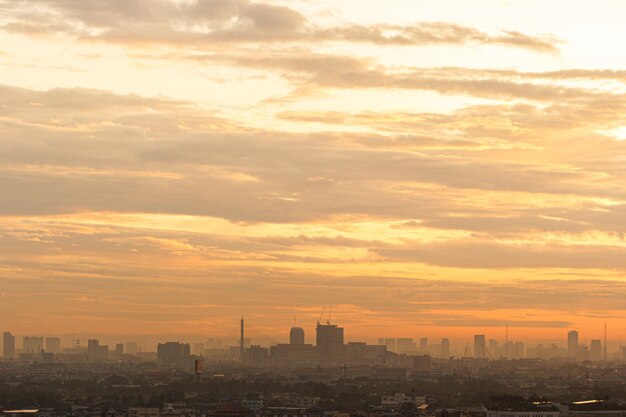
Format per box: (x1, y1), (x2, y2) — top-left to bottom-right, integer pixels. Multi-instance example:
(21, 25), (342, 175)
(126, 341), (138, 355)
(590, 339), (602, 361)
(384, 338), (397, 353)
(157, 341), (190, 365)
(245, 345), (269, 366)
(3, 332), (15, 360)
(240, 317), (245, 362)
(397, 338), (416, 353)
(515, 342), (525, 359)
(504, 341), (515, 359)
(115, 343), (124, 356)
(441, 338), (450, 358)
(419, 338), (428, 350)
(45, 337), (61, 354)
(290, 327), (305, 345)
(316, 324), (344, 359)
(568, 330), (579, 359)
(87, 339), (108, 362)
(23, 336), (44, 354)
(474, 335), (486, 358)
(488, 339), (498, 354)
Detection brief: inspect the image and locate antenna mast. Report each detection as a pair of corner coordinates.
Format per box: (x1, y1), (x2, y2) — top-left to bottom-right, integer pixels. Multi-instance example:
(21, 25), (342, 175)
(603, 322), (608, 362)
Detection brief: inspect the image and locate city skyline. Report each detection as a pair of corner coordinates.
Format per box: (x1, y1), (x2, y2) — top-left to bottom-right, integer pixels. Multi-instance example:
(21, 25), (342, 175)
(2, 1), (626, 339)
(2, 318), (624, 358)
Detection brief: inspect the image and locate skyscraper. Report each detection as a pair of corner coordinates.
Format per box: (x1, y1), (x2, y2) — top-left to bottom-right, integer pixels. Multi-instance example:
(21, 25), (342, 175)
(290, 327), (305, 345)
(3, 332), (15, 360)
(590, 339), (602, 361)
(45, 337), (61, 354)
(397, 338), (416, 353)
(157, 341), (190, 365)
(474, 335), (486, 358)
(384, 338), (397, 353)
(23, 336), (43, 354)
(87, 339), (108, 362)
(316, 323), (344, 359)
(568, 330), (579, 359)
(488, 339), (498, 354)
(240, 317), (245, 362)
(126, 341), (138, 355)
(441, 338), (450, 358)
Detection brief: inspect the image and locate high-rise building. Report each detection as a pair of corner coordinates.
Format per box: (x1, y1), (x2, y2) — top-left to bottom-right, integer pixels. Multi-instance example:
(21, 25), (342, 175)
(568, 330), (579, 359)
(45, 337), (61, 354)
(578, 344), (589, 361)
(515, 342), (525, 359)
(115, 343), (124, 356)
(503, 341), (515, 359)
(384, 338), (397, 353)
(316, 324), (344, 359)
(488, 339), (498, 354)
(474, 335), (486, 358)
(157, 341), (190, 365)
(87, 339), (108, 362)
(240, 317), (245, 362)
(441, 338), (450, 358)
(397, 338), (416, 353)
(23, 336), (44, 354)
(126, 341), (138, 355)
(290, 327), (305, 345)
(590, 339), (602, 361)
(245, 345), (269, 366)
(3, 332), (15, 360)
(419, 338), (428, 350)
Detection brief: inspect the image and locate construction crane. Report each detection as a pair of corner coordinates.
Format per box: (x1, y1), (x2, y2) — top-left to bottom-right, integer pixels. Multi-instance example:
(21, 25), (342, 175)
(317, 305), (326, 325)
(327, 304), (333, 325)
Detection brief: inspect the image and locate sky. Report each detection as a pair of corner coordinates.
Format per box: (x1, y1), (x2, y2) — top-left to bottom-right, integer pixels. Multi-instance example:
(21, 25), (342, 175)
(1, 0), (626, 348)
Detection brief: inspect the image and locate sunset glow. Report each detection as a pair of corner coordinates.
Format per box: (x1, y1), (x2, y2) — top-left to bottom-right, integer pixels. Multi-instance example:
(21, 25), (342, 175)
(1, 0), (626, 347)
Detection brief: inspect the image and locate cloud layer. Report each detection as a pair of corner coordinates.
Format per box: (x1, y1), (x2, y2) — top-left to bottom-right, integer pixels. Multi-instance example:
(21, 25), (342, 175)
(1, 0), (625, 343)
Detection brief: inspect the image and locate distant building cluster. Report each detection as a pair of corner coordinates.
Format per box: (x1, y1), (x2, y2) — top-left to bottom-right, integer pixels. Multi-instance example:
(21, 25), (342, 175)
(2, 321), (624, 369)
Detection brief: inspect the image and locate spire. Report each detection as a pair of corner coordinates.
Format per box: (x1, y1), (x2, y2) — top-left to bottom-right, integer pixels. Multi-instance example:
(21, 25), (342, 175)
(240, 316), (245, 362)
(603, 322), (608, 362)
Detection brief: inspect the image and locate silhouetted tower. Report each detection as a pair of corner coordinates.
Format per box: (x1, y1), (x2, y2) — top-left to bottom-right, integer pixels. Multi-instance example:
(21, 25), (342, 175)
(240, 317), (245, 362)
(440, 338), (450, 358)
(474, 334), (486, 358)
(603, 322), (608, 361)
(568, 330), (579, 359)
(290, 327), (305, 345)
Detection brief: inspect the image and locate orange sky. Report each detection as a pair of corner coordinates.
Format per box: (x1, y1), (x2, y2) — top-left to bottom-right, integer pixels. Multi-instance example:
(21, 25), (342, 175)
(1, 0), (626, 349)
